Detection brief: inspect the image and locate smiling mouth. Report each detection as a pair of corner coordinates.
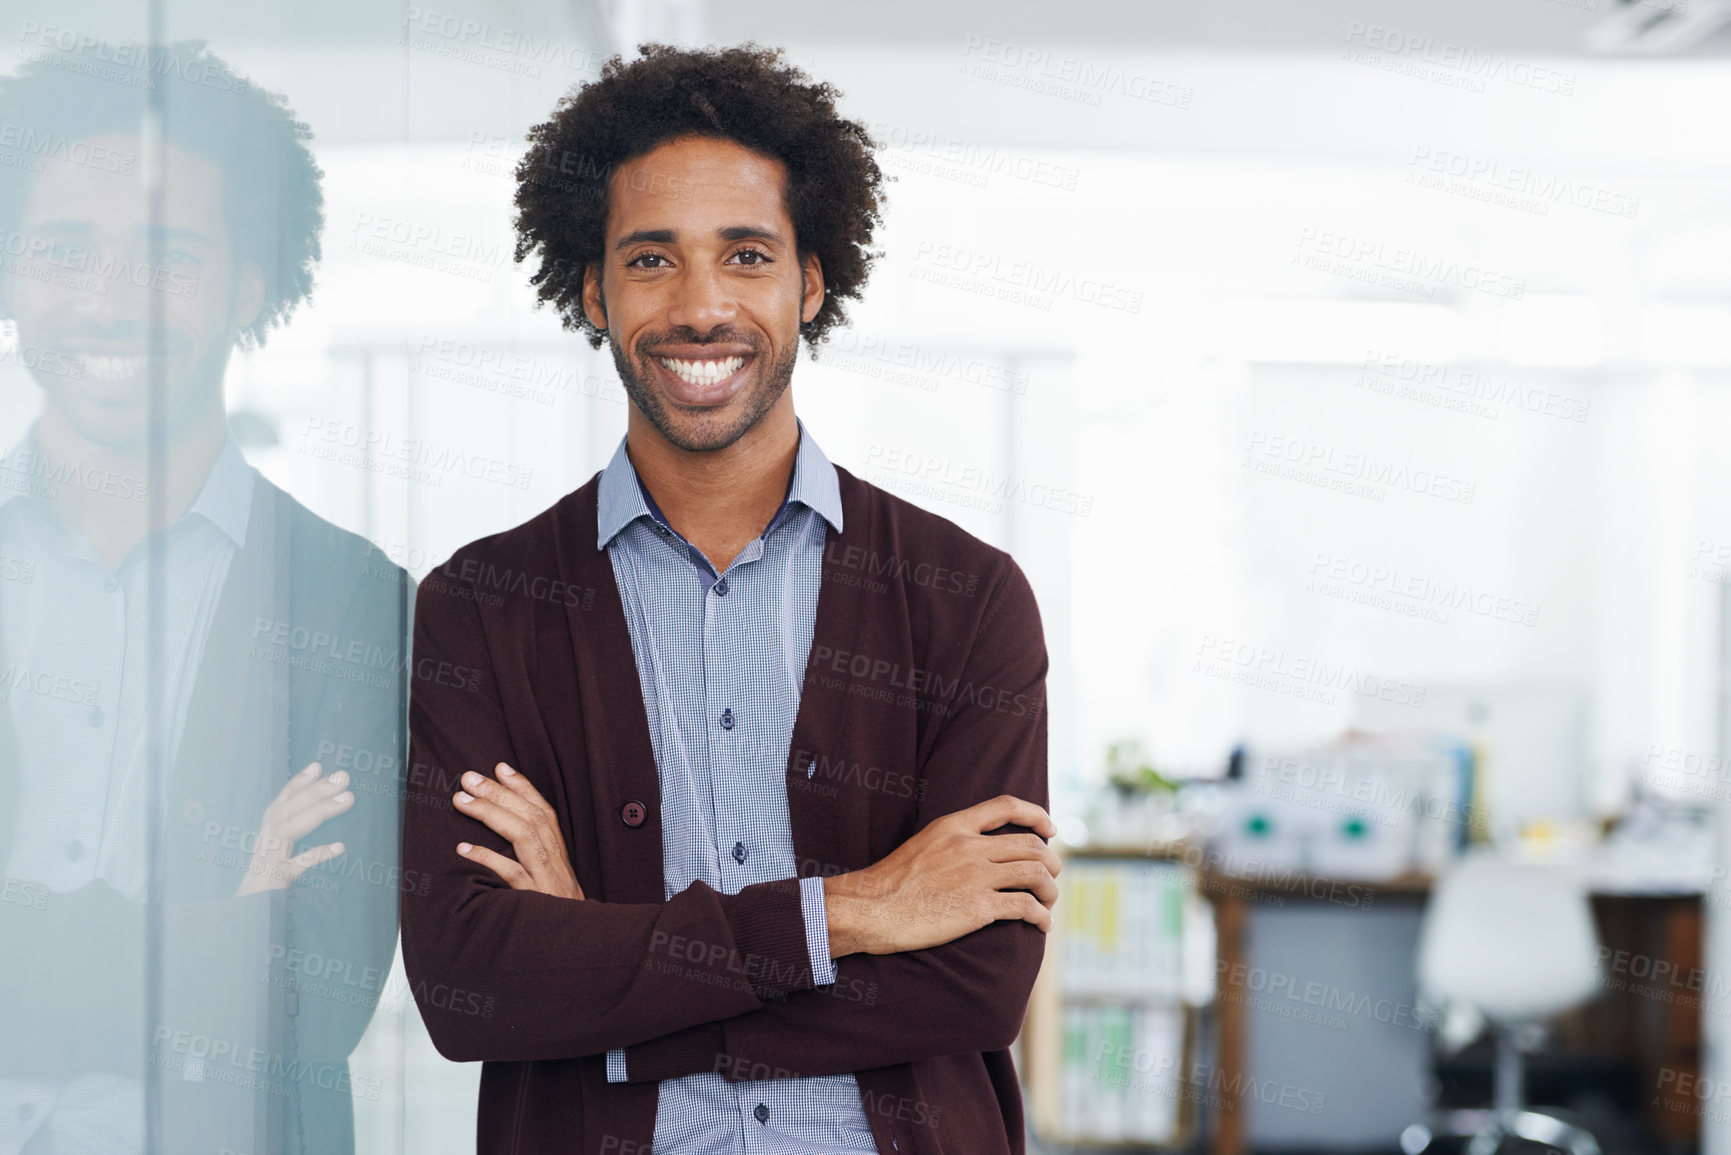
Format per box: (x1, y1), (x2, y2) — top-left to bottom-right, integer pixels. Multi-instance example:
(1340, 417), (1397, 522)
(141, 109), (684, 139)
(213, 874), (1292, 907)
(77, 353), (151, 383)
(655, 355), (746, 386)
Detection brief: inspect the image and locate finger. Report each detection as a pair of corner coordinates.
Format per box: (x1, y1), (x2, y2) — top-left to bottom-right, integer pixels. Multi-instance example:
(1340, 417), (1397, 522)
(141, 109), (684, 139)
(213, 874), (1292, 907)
(458, 842), (534, 889)
(494, 763), (556, 815)
(483, 765), (571, 879)
(991, 859), (1058, 908)
(980, 832), (1061, 878)
(275, 769), (353, 830)
(991, 890), (1053, 932)
(961, 795), (1055, 838)
(280, 841), (346, 884)
(277, 788), (356, 844)
(262, 761), (325, 816)
(454, 789), (537, 846)
(460, 770), (543, 826)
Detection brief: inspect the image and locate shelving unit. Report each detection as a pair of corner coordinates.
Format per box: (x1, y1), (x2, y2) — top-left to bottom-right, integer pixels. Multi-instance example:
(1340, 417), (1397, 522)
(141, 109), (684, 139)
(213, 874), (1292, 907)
(1023, 843), (1204, 1150)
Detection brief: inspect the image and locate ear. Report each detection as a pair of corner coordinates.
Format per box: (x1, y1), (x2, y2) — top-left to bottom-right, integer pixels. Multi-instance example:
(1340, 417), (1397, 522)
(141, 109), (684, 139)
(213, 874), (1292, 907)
(232, 260), (265, 334)
(582, 262), (608, 332)
(799, 251), (825, 326)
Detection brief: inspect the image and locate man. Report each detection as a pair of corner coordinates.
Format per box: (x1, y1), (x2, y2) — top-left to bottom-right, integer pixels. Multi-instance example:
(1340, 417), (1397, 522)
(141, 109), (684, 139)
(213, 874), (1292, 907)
(0, 40), (407, 1154)
(401, 44), (1058, 1155)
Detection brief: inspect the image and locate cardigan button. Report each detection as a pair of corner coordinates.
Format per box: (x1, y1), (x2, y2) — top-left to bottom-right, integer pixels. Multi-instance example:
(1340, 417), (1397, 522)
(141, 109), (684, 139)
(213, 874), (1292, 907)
(621, 800), (647, 828)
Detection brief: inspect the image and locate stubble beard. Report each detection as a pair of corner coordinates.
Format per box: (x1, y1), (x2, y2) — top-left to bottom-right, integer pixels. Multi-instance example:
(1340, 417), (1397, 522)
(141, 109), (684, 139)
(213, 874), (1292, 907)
(610, 332), (798, 454)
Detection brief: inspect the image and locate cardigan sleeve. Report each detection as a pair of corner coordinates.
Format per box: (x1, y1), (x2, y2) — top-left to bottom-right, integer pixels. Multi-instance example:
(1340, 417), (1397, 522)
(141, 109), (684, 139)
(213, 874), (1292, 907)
(398, 561), (821, 1064)
(619, 557), (1050, 1083)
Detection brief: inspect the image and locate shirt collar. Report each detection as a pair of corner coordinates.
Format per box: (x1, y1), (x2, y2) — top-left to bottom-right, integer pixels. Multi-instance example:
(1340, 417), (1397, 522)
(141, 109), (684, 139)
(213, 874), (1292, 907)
(189, 429), (255, 547)
(0, 423), (255, 548)
(596, 416), (844, 550)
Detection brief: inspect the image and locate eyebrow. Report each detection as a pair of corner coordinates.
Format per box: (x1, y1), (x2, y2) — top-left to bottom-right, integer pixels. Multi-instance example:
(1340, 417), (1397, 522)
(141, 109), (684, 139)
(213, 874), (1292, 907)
(615, 228), (674, 250)
(719, 225), (784, 244)
(614, 224), (787, 251)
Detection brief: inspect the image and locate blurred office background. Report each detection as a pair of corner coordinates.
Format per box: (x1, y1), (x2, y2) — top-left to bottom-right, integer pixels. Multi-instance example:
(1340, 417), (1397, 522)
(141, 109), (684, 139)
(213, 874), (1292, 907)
(4, 0), (1731, 1152)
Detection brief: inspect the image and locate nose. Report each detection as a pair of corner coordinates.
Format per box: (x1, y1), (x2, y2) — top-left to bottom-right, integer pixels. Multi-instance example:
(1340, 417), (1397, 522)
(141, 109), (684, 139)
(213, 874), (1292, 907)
(69, 246), (147, 327)
(665, 261), (738, 336)
(68, 287), (144, 345)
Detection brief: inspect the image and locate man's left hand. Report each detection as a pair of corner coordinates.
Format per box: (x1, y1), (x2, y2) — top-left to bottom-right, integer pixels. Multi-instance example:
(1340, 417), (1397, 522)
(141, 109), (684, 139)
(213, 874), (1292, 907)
(454, 763), (585, 900)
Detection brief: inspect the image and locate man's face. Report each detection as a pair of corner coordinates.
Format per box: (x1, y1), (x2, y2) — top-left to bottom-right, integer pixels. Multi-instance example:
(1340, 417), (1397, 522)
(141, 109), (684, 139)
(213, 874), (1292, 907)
(3, 134), (262, 449)
(583, 134), (824, 453)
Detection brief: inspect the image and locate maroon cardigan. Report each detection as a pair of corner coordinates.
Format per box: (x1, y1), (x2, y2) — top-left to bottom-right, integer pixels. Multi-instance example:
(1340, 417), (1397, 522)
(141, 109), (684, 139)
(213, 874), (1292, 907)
(400, 462), (1050, 1155)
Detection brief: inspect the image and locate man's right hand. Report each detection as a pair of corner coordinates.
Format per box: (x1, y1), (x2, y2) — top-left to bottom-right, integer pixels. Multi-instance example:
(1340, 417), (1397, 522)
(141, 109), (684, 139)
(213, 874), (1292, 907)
(821, 795), (1060, 958)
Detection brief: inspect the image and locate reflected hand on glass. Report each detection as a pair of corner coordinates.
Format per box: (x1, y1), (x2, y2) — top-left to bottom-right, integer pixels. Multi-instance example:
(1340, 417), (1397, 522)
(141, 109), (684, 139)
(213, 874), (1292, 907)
(454, 763), (584, 899)
(235, 760), (353, 897)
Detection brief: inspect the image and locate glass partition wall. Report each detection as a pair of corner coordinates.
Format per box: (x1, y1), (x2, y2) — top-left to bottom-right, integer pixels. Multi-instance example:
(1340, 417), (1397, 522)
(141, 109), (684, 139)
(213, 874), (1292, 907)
(0, 2), (626, 1150)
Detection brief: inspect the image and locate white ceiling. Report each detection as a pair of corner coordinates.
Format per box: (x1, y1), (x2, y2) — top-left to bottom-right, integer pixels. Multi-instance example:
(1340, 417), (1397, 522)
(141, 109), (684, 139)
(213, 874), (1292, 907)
(705, 0), (1616, 54)
(23, 0), (1731, 55)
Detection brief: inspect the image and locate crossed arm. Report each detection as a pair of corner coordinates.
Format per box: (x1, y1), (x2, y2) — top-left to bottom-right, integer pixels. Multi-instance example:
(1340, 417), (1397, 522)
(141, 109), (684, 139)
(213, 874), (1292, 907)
(454, 770), (1057, 1081)
(400, 557), (1057, 1076)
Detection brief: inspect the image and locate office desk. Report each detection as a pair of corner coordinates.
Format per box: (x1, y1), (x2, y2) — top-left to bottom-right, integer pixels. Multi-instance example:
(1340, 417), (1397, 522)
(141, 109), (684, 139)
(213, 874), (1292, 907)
(1207, 870), (1704, 1155)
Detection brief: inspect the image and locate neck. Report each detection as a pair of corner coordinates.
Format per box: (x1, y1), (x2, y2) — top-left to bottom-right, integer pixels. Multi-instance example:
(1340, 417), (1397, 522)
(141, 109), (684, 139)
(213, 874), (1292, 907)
(625, 394), (800, 571)
(34, 402), (229, 567)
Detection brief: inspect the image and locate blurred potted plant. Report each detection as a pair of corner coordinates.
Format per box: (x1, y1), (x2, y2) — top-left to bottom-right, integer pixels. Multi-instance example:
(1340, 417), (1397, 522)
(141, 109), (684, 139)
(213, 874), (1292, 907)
(1095, 739), (1179, 846)
(1105, 738), (1179, 797)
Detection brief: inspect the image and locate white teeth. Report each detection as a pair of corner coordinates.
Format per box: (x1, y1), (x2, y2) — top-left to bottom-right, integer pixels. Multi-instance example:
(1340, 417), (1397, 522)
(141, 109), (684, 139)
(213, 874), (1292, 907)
(657, 356), (745, 386)
(78, 354), (148, 382)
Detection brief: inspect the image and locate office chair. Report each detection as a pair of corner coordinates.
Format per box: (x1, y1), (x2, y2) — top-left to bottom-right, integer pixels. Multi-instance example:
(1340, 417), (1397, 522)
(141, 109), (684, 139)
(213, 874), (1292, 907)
(1401, 847), (1604, 1155)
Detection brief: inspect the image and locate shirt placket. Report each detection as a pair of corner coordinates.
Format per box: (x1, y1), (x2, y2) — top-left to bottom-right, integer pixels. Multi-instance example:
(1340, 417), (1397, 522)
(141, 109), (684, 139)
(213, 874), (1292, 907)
(701, 554), (734, 891)
(697, 540), (781, 1155)
(94, 518), (193, 899)
(91, 551), (140, 891)
(13, 524), (126, 891)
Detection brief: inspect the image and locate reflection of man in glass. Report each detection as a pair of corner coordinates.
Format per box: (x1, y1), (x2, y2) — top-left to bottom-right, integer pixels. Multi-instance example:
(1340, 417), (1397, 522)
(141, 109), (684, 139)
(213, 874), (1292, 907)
(0, 41), (406, 1154)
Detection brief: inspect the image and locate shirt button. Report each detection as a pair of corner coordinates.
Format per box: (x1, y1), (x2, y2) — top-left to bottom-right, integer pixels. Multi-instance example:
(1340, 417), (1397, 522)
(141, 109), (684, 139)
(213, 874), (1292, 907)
(732, 841), (747, 864)
(621, 800), (647, 828)
(66, 840), (84, 862)
(719, 709), (734, 731)
(714, 578), (729, 597)
(102, 576), (118, 593)
(754, 1103), (769, 1124)
(88, 705), (104, 727)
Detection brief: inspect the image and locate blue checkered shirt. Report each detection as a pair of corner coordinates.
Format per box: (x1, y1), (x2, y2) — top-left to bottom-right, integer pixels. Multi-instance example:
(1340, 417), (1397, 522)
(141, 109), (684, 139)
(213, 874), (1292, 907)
(597, 418), (879, 1154)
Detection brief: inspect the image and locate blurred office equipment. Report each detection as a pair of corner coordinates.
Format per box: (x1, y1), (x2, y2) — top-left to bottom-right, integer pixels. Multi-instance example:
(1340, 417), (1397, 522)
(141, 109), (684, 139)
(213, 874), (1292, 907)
(1405, 849), (1605, 1155)
(1356, 688), (1588, 841)
(1217, 734), (1473, 881)
(1590, 788), (1716, 894)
